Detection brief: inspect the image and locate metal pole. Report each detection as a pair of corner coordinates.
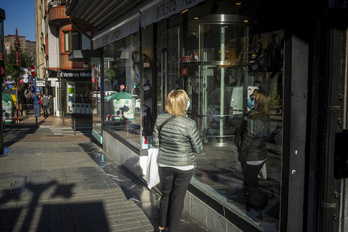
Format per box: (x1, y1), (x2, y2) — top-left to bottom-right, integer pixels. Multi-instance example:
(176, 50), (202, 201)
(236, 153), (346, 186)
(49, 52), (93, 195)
(0, 8), (5, 155)
(73, 116), (76, 135)
(34, 72), (37, 124)
(219, 26), (225, 143)
(320, 27), (343, 232)
(15, 29), (20, 123)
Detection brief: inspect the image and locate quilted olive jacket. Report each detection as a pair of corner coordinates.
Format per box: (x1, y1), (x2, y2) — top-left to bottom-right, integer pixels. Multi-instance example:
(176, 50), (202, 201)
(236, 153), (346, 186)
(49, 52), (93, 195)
(152, 113), (203, 167)
(239, 110), (270, 162)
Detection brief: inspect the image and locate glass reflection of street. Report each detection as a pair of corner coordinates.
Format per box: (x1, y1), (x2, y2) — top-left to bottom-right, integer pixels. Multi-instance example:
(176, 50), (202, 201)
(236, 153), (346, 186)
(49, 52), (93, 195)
(193, 120), (282, 232)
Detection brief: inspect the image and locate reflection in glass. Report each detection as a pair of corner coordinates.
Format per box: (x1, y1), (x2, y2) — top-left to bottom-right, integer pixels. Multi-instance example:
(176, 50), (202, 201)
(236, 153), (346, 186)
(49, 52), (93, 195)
(180, 16), (283, 231)
(91, 62), (102, 140)
(103, 33), (141, 148)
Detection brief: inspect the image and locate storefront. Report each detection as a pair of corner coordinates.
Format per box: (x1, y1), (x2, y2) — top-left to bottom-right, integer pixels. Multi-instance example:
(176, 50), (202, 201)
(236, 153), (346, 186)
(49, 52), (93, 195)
(57, 70), (92, 116)
(91, 1), (287, 231)
(64, 0), (348, 231)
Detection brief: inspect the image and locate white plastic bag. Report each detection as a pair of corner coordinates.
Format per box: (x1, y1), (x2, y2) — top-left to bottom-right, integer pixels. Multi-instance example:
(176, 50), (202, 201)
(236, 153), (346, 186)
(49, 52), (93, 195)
(146, 148), (160, 189)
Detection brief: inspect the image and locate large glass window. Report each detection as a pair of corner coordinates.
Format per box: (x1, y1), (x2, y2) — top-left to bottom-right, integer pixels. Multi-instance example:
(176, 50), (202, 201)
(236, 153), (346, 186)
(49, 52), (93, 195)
(140, 25), (155, 149)
(183, 18), (283, 231)
(152, 13), (284, 231)
(103, 33), (141, 147)
(91, 60), (102, 140)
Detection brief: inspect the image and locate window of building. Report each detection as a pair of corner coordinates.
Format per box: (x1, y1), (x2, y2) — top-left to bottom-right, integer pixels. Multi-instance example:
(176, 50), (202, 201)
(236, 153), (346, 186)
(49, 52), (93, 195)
(152, 14), (284, 231)
(64, 31), (91, 52)
(82, 32), (91, 50)
(72, 32), (79, 50)
(64, 32), (69, 52)
(103, 32), (141, 148)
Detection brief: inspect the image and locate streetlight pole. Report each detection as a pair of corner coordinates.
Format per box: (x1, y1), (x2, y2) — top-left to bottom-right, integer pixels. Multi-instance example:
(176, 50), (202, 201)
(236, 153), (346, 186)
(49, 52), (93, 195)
(14, 28), (20, 123)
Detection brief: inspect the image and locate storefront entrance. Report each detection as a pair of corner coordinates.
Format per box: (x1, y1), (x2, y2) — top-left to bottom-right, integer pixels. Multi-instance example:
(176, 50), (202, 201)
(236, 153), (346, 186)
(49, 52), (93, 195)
(154, 14), (284, 231)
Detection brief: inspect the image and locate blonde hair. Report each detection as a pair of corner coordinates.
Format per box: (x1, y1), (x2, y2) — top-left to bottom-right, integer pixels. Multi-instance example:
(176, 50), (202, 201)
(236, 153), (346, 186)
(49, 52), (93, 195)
(253, 89), (270, 117)
(165, 89), (189, 116)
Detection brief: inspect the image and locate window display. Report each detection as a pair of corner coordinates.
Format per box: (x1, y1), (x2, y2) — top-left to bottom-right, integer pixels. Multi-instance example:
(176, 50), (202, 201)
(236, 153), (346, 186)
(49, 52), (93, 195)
(66, 81), (92, 114)
(103, 33), (141, 147)
(178, 15), (283, 231)
(91, 62), (102, 142)
(101, 11), (284, 231)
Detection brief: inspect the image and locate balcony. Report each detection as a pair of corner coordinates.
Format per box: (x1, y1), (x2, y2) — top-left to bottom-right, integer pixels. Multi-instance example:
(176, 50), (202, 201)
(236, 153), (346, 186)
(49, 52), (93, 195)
(48, 5), (69, 24)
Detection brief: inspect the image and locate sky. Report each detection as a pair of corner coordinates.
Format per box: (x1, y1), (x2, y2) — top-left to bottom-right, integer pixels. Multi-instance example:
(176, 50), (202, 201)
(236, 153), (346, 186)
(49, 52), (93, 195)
(1, 0), (36, 41)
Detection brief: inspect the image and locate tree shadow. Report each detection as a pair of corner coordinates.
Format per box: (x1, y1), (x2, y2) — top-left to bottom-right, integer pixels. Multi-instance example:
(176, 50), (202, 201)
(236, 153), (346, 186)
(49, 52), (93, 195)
(0, 179), (111, 231)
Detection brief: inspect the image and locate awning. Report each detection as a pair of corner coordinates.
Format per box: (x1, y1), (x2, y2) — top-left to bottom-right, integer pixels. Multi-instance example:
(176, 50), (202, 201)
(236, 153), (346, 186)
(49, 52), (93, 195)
(92, 0), (207, 49)
(93, 9), (140, 49)
(140, 0), (207, 28)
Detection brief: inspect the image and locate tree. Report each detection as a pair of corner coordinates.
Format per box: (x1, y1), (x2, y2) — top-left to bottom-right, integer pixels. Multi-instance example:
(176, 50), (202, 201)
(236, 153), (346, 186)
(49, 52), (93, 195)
(4, 47), (35, 79)
(4, 47), (35, 105)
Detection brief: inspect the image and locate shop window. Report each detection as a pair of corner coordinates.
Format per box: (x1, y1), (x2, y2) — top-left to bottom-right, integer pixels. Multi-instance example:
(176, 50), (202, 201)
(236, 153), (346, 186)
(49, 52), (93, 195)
(184, 22), (284, 231)
(103, 33), (141, 148)
(153, 14), (284, 231)
(91, 62), (102, 141)
(66, 81), (92, 115)
(140, 25), (154, 149)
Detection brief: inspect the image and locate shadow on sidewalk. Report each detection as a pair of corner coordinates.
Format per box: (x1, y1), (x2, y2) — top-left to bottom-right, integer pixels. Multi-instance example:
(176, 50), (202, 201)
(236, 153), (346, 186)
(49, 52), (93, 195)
(0, 179), (111, 231)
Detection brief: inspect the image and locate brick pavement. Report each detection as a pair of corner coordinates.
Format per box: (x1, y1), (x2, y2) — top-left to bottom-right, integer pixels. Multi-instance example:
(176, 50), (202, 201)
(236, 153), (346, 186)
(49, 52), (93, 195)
(0, 137), (153, 232)
(1, 105), (208, 232)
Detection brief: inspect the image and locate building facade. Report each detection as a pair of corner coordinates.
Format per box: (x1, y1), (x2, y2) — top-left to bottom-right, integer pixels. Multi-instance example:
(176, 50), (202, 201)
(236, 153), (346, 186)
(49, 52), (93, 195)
(4, 34), (26, 51)
(65, 0), (348, 231)
(35, 0), (93, 117)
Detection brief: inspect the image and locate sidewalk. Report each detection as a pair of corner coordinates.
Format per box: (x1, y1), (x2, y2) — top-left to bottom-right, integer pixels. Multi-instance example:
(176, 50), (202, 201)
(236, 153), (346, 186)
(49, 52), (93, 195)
(1, 133), (153, 231)
(1, 105), (208, 232)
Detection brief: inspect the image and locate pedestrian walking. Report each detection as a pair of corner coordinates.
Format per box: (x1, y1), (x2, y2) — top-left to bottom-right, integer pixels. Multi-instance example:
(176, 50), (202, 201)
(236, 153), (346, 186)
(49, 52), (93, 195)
(42, 95), (50, 117)
(48, 95), (54, 115)
(37, 94), (43, 116)
(152, 89), (203, 232)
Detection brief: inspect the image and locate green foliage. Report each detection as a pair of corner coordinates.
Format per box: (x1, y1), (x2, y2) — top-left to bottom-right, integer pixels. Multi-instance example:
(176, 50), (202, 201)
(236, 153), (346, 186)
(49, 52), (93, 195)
(4, 47), (35, 78)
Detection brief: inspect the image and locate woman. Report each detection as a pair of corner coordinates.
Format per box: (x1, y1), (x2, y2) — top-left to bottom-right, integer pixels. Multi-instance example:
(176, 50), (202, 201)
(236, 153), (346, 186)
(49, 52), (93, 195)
(238, 89), (270, 208)
(152, 89), (203, 232)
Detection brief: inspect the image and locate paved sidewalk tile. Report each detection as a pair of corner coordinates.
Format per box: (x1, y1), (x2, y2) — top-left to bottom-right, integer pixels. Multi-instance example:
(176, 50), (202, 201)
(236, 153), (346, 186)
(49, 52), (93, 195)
(0, 140), (154, 232)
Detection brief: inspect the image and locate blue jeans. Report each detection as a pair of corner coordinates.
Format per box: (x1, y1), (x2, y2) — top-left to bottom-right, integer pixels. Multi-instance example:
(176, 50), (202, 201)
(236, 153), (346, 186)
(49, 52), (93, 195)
(42, 105), (48, 117)
(159, 167), (193, 232)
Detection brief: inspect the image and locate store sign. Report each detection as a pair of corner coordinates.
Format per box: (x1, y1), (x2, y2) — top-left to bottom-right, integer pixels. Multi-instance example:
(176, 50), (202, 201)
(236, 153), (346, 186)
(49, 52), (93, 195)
(93, 14), (140, 49)
(59, 71), (91, 78)
(36, 81), (45, 86)
(141, 0), (206, 27)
